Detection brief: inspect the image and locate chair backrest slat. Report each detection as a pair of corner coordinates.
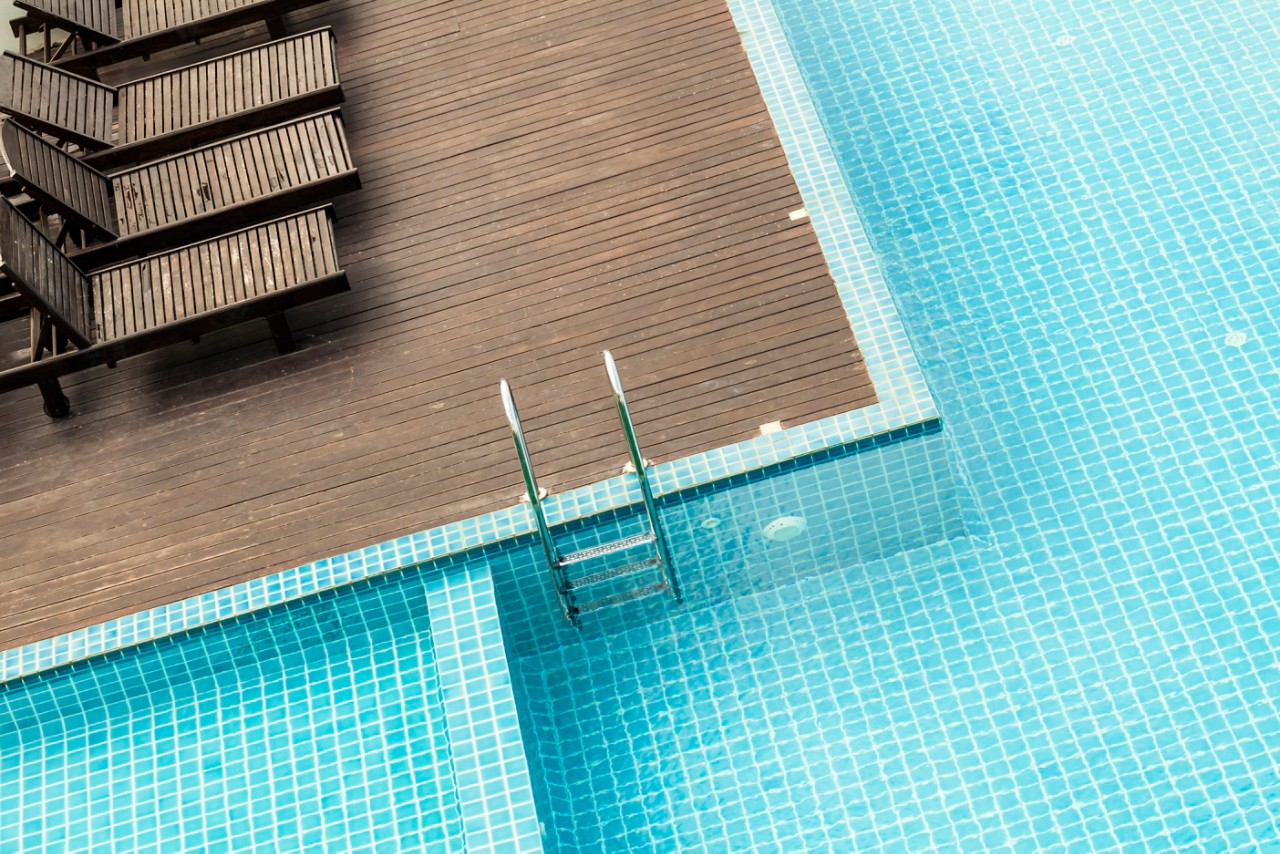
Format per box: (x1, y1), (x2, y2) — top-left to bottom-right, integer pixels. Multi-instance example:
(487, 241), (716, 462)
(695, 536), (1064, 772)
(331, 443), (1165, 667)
(0, 200), (96, 347)
(0, 121), (117, 241)
(14, 0), (119, 42)
(0, 53), (115, 152)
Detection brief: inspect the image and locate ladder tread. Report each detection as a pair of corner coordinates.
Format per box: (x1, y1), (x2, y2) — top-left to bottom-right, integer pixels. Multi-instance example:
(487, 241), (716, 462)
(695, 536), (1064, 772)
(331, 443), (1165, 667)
(568, 557), (662, 590)
(558, 532), (655, 566)
(576, 580), (670, 615)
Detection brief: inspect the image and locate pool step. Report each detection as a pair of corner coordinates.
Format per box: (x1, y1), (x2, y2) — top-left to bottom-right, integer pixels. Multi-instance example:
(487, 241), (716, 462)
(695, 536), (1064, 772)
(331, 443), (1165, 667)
(558, 532), (655, 566)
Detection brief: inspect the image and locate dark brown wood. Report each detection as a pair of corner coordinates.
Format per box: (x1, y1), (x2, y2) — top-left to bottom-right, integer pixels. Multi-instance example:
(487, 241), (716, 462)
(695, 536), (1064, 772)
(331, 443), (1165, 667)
(0, 120), (119, 243)
(1, 109), (360, 269)
(10, 0), (118, 44)
(0, 32), (342, 175)
(0, 0), (876, 650)
(84, 27), (344, 171)
(0, 199), (96, 349)
(266, 312), (295, 353)
(0, 289), (26, 322)
(0, 52), (115, 152)
(36, 378), (69, 418)
(17, 0), (327, 76)
(0, 203), (348, 398)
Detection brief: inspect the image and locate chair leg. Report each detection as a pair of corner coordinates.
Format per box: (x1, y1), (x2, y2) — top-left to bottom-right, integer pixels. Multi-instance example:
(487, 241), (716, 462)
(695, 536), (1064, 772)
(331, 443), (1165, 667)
(38, 379), (70, 419)
(266, 313), (296, 354)
(266, 16), (289, 39)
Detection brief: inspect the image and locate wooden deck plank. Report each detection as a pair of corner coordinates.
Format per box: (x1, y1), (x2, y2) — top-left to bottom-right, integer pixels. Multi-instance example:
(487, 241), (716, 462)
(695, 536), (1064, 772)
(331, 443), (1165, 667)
(0, 0), (875, 649)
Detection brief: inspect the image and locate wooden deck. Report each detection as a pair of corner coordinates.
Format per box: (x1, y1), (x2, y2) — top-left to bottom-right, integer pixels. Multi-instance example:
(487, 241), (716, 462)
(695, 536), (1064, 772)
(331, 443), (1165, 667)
(0, 0), (875, 650)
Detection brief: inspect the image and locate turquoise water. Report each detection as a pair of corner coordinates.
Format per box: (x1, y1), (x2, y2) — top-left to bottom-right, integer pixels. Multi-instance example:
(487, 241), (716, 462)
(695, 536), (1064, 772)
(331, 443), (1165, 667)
(0, 564), (539, 851)
(1, 576), (460, 849)
(2, 0), (1277, 850)
(514, 0), (1280, 850)
(0, 423), (960, 850)
(496, 422), (966, 656)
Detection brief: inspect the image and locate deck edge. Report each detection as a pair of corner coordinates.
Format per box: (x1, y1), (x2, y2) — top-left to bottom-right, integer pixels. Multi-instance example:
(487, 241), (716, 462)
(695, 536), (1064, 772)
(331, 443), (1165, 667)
(1, 0), (940, 681)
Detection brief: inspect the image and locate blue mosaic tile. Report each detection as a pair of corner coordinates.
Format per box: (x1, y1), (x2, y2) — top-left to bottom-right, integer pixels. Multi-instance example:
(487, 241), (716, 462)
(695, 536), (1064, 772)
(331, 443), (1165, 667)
(515, 538), (989, 852)
(0, 561), (542, 852)
(426, 562), (544, 852)
(507, 0), (1280, 849)
(494, 422), (968, 657)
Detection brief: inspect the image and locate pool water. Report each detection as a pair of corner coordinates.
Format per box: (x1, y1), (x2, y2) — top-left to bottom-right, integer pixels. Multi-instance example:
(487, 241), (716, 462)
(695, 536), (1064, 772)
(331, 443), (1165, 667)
(0, 425), (962, 851)
(1, 571), (471, 850)
(2, 0), (1278, 850)
(514, 0), (1280, 849)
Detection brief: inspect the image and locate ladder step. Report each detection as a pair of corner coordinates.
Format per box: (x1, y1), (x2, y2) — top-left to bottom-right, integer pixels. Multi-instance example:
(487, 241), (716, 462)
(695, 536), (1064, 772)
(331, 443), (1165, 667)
(558, 532), (655, 566)
(568, 557), (661, 590)
(576, 580), (669, 615)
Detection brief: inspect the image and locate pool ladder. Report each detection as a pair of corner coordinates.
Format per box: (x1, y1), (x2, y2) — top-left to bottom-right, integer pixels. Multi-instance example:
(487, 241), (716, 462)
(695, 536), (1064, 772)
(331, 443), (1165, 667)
(500, 351), (682, 626)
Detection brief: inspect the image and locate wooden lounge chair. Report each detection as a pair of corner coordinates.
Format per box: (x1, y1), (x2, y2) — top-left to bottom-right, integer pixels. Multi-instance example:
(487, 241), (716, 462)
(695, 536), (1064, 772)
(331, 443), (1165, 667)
(1, 110), (361, 268)
(0, 27), (342, 171)
(0, 199), (348, 417)
(12, 0), (330, 76)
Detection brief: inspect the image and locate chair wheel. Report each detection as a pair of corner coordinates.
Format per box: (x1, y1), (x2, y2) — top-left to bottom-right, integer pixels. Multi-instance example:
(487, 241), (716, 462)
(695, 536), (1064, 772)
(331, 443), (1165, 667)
(43, 393), (70, 419)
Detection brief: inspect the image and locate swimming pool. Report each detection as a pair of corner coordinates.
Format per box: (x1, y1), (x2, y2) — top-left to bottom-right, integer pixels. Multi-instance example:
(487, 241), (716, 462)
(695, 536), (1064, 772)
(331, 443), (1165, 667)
(0, 419), (967, 849)
(521, 0), (1279, 846)
(3, 0), (1278, 849)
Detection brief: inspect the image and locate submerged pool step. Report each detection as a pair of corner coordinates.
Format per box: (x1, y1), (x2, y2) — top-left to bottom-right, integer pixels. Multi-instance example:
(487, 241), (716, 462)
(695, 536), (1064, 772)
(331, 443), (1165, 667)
(558, 532), (656, 566)
(576, 580), (670, 615)
(567, 557), (662, 590)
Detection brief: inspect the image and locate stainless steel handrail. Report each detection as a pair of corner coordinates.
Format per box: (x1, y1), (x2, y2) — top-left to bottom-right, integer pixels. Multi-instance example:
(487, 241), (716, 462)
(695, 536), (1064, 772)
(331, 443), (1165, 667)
(602, 350), (682, 602)
(500, 379), (573, 620)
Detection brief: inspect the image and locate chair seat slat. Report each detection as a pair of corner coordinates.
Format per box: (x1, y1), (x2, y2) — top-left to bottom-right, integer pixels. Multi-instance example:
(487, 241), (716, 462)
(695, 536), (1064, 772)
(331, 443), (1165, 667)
(114, 28), (339, 151)
(14, 0), (119, 42)
(90, 207), (340, 338)
(0, 200), (97, 346)
(87, 111), (357, 259)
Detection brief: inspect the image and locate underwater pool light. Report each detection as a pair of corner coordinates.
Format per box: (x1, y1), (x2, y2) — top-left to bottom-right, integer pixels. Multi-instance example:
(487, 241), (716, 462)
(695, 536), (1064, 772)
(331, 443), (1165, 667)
(762, 515), (807, 543)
